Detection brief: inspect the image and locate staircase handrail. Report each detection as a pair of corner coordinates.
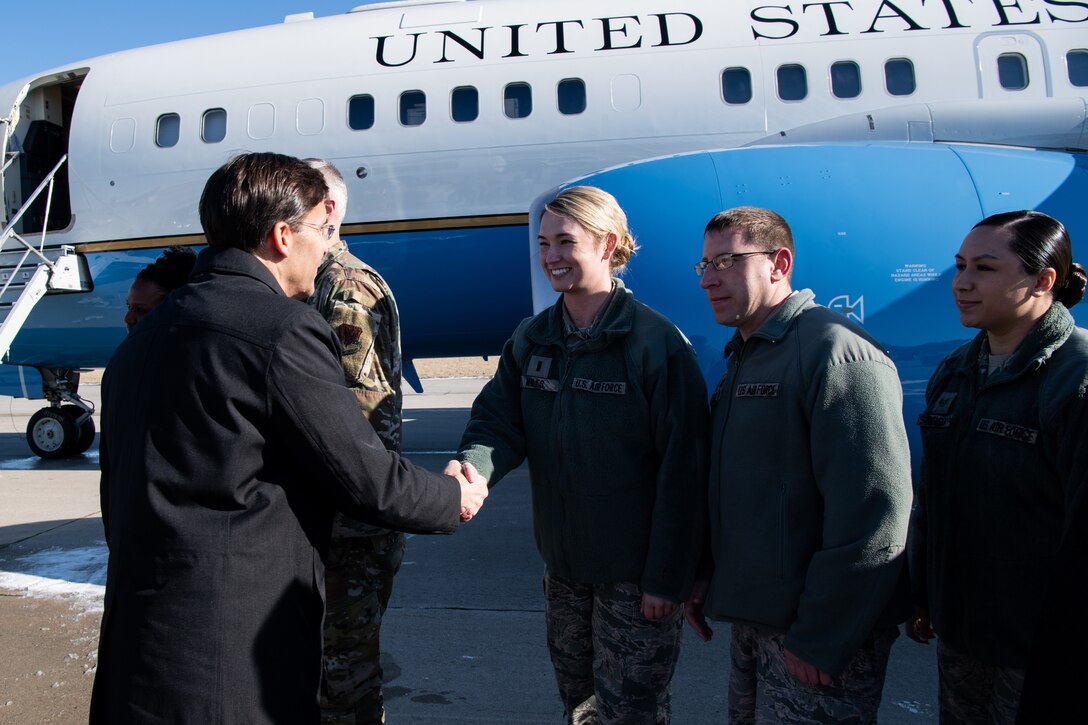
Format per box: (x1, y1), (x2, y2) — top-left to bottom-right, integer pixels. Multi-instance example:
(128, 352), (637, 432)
(0, 153), (67, 263)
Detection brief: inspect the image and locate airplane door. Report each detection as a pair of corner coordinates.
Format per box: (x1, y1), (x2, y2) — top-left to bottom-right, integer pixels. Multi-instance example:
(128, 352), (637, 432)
(1, 71), (86, 237)
(976, 34), (1049, 99)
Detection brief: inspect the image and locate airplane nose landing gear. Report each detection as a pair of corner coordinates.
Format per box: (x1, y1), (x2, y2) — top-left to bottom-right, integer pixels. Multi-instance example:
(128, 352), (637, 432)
(24, 367), (96, 459)
(27, 407), (79, 458)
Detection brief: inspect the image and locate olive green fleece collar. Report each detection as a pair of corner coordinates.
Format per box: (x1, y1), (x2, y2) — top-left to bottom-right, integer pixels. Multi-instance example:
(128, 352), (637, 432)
(526, 278), (634, 351)
(725, 288), (815, 356)
(956, 302), (1075, 382)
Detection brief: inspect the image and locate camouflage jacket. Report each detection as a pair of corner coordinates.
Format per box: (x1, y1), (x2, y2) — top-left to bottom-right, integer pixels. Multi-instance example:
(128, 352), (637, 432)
(310, 240), (404, 537)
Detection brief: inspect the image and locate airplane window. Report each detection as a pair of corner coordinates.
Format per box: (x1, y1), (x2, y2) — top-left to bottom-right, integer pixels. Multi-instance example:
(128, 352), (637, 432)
(777, 64), (807, 102)
(558, 78), (586, 115)
(451, 86), (478, 123)
(202, 108), (227, 143)
(156, 113), (180, 148)
(885, 58), (916, 96)
(348, 95), (375, 130)
(504, 83), (532, 119)
(400, 90), (427, 126)
(1067, 50), (1088, 87)
(997, 53), (1029, 90)
(248, 103), (275, 140)
(721, 68), (752, 105)
(831, 61), (861, 99)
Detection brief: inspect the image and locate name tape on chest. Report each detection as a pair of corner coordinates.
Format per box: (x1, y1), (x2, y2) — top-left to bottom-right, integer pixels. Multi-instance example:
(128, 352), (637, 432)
(572, 378), (627, 395)
(917, 413), (952, 429)
(735, 383), (779, 398)
(521, 376), (560, 393)
(976, 418), (1038, 444)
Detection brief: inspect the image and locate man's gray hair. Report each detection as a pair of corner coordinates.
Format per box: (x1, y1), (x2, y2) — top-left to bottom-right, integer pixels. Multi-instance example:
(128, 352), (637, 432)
(304, 158), (348, 227)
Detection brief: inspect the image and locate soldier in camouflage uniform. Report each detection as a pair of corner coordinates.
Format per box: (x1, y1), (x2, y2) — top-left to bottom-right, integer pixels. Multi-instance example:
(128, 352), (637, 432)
(306, 160), (406, 725)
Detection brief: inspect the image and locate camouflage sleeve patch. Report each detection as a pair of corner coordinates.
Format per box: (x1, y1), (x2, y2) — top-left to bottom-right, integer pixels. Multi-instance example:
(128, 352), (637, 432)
(315, 261), (404, 453)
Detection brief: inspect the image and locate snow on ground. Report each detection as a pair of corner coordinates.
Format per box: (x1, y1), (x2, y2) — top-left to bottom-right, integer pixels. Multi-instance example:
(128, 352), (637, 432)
(0, 543), (107, 615)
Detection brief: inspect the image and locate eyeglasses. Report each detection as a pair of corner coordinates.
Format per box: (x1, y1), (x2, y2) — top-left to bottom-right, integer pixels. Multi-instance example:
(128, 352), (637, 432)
(297, 221), (336, 240)
(694, 250), (777, 276)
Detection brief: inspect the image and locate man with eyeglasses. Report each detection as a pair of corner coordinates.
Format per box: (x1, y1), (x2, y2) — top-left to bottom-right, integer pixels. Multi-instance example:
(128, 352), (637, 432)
(684, 206), (912, 724)
(91, 152), (486, 725)
(304, 159), (407, 725)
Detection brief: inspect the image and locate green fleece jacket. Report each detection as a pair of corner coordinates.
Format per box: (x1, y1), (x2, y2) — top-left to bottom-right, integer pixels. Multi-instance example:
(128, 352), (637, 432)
(706, 289), (913, 676)
(911, 302), (1088, 668)
(459, 281), (709, 602)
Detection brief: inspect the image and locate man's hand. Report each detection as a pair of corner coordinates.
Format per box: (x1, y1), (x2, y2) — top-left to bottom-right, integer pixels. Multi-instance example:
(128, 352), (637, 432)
(445, 459), (488, 522)
(785, 648), (833, 686)
(905, 607), (935, 644)
(640, 592), (679, 620)
(683, 579), (714, 642)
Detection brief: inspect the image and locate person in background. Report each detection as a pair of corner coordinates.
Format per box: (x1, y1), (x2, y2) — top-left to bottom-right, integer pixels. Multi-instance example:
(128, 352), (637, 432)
(305, 158), (406, 725)
(454, 185), (709, 723)
(907, 210), (1088, 724)
(123, 245), (197, 332)
(685, 206), (912, 725)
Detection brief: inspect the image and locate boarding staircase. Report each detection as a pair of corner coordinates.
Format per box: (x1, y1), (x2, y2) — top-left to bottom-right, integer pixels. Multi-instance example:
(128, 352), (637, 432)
(0, 141), (88, 364)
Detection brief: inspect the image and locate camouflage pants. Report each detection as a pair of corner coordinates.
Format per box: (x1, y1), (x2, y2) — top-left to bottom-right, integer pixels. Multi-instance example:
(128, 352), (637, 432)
(543, 571), (683, 725)
(937, 640), (1025, 725)
(320, 528), (406, 725)
(728, 623), (898, 724)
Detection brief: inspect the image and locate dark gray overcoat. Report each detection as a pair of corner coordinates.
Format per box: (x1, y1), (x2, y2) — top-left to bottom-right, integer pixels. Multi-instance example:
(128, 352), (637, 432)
(89, 246), (460, 724)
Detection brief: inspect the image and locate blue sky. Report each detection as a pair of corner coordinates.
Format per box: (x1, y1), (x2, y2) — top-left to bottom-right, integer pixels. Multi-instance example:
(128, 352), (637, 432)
(1, 1), (383, 84)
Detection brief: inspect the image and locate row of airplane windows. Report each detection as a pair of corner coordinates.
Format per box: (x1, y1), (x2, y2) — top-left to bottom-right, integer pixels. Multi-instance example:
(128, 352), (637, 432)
(152, 51), (1088, 148)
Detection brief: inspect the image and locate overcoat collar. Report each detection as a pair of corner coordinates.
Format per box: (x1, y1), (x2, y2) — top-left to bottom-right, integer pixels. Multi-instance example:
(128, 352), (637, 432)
(192, 245), (288, 298)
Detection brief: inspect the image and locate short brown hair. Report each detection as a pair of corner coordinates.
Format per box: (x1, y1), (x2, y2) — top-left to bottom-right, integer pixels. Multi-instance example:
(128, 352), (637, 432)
(704, 207), (794, 256)
(199, 152), (327, 252)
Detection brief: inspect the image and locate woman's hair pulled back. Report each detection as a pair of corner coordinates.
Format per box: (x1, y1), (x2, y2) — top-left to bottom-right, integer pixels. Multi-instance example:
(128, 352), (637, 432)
(974, 210), (1085, 308)
(543, 186), (639, 272)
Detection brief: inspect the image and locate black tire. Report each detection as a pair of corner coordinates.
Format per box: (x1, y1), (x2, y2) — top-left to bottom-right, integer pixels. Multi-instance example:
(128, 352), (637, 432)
(26, 408), (79, 459)
(61, 404), (96, 454)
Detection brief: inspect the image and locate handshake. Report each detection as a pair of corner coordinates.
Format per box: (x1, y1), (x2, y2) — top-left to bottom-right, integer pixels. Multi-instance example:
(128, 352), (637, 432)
(444, 459), (488, 523)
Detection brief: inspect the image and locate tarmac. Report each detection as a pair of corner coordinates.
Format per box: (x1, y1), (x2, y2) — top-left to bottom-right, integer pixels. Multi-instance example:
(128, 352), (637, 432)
(0, 377), (939, 723)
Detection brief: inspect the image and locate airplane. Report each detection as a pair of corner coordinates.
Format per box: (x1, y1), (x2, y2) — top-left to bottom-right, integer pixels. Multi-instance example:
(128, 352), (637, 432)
(1, 0), (1085, 458)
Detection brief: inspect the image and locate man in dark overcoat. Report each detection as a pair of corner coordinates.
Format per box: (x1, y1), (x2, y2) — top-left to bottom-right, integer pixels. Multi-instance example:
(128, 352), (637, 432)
(89, 152), (485, 724)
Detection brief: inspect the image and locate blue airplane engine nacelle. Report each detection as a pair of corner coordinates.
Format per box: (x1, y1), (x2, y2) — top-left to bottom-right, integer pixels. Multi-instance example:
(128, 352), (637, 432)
(530, 143), (1088, 466)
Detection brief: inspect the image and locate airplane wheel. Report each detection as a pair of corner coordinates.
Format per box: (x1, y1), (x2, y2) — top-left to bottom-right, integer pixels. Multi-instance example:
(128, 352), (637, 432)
(61, 404), (96, 454)
(26, 408), (79, 459)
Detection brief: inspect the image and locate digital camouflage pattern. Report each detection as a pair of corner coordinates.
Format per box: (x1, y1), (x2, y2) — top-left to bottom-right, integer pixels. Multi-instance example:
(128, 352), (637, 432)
(310, 240), (406, 724)
(544, 573), (682, 725)
(728, 623), (898, 725)
(321, 530), (405, 724)
(936, 641), (1025, 725)
(311, 240), (403, 462)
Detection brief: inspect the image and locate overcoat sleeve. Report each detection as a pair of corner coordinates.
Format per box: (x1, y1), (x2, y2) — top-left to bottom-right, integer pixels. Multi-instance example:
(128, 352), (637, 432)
(267, 313), (460, 534)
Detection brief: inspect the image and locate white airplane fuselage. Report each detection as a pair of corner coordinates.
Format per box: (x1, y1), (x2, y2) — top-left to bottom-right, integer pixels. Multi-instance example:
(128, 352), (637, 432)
(0, 0), (1085, 453)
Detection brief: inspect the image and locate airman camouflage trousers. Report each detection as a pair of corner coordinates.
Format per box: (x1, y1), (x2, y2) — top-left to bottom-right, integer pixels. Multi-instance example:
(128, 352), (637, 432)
(728, 622), (898, 724)
(320, 527), (406, 725)
(937, 640), (1025, 725)
(543, 572), (683, 725)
